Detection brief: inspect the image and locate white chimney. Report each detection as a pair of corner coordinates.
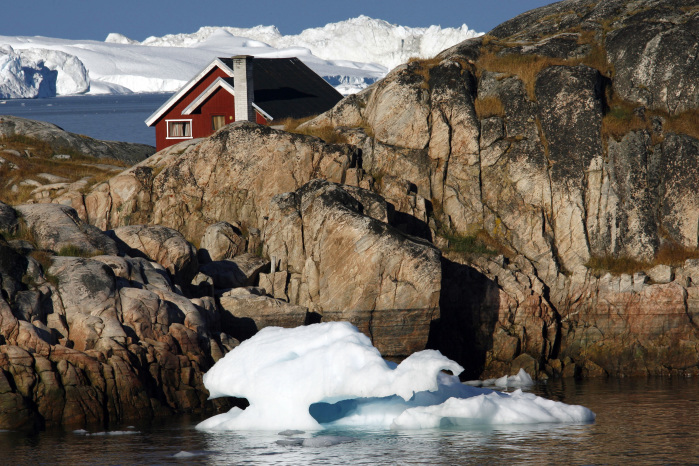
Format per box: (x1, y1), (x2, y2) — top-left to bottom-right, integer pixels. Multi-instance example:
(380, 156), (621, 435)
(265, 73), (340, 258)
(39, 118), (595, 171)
(233, 55), (255, 122)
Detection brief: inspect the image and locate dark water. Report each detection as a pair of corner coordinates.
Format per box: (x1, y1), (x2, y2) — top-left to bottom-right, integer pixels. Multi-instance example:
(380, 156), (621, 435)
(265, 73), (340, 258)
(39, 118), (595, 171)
(1, 377), (697, 465)
(0, 93), (172, 146)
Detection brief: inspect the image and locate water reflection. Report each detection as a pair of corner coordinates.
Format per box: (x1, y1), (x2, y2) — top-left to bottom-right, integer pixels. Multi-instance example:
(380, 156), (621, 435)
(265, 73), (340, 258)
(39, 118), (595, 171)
(1, 378), (698, 464)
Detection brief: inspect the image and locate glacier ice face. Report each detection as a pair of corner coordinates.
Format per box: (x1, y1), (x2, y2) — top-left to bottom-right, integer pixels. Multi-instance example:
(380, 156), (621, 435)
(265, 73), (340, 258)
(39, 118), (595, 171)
(18, 48), (89, 95)
(0, 45), (88, 98)
(0, 45), (38, 99)
(196, 322), (595, 431)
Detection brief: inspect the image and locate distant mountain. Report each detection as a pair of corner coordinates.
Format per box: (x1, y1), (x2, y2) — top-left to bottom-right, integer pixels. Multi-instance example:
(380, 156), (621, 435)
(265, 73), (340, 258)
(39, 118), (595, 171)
(0, 17), (481, 99)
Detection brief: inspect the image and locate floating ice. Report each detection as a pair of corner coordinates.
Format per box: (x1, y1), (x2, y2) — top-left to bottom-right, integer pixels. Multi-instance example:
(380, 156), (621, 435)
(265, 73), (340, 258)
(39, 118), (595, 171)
(464, 368), (535, 389)
(197, 322), (595, 431)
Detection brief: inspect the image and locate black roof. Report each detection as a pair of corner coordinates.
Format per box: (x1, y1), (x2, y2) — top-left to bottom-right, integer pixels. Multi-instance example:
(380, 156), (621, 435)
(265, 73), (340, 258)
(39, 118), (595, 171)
(219, 57), (343, 121)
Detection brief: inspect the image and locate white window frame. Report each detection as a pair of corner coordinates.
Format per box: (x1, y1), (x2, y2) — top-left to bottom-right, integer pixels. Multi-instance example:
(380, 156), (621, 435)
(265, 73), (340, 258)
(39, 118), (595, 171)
(166, 119), (193, 139)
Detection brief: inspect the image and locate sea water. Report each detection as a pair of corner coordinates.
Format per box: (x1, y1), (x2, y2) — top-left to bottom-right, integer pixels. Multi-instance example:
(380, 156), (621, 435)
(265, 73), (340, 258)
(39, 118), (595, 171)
(0, 93), (172, 146)
(1, 377), (697, 464)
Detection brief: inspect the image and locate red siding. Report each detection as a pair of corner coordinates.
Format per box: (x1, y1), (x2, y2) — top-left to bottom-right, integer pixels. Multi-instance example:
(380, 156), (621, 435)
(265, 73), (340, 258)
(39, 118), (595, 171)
(153, 67), (269, 151)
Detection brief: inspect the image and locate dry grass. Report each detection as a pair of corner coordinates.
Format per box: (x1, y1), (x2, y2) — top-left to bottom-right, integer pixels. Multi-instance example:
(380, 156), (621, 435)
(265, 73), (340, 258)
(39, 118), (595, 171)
(535, 117), (550, 160)
(601, 101), (649, 141)
(438, 227), (514, 259)
(586, 255), (651, 276)
(587, 243), (699, 276)
(663, 109), (699, 141)
(0, 135), (129, 205)
(476, 28), (611, 101)
(474, 96), (506, 119)
(0, 217), (35, 244)
(281, 115), (350, 144)
(407, 56), (443, 90)
(56, 244), (103, 258)
(28, 250), (59, 286)
(279, 115), (316, 133)
(477, 52), (569, 100)
(655, 242), (699, 266)
(600, 92), (699, 143)
(442, 231), (497, 256)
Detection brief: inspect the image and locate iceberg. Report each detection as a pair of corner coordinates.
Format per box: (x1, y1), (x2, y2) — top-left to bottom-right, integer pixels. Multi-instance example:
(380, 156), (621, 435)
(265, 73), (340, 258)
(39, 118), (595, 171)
(0, 44), (88, 98)
(0, 16), (481, 98)
(197, 322), (595, 431)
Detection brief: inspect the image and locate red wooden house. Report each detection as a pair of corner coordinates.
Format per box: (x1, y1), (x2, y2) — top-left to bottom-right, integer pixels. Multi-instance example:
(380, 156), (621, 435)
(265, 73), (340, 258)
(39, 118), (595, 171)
(145, 55), (343, 151)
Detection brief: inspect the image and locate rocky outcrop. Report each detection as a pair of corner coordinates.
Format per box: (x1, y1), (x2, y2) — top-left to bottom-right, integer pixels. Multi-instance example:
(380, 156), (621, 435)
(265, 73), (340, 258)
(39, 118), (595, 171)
(0, 173), (442, 429)
(199, 253), (269, 290)
(0, 115), (154, 163)
(198, 221), (246, 263)
(108, 224), (198, 289)
(79, 123), (357, 241)
(0, 203), (231, 430)
(299, 0), (699, 377)
(263, 179), (442, 357)
(15, 203), (118, 256)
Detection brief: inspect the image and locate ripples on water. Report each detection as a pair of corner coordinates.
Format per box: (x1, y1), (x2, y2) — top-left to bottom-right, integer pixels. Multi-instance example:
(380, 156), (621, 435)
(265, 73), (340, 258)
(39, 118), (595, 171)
(1, 377), (697, 464)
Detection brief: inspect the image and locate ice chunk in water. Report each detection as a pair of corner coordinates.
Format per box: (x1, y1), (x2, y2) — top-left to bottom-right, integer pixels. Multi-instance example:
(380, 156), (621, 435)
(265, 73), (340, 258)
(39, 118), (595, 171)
(197, 322), (595, 431)
(465, 368), (535, 388)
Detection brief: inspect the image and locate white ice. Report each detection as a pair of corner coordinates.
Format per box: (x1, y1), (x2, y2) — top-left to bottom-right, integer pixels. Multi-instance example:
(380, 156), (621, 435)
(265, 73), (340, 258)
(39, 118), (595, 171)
(464, 368), (535, 388)
(0, 16), (481, 99)
(196, 322), (595, 431)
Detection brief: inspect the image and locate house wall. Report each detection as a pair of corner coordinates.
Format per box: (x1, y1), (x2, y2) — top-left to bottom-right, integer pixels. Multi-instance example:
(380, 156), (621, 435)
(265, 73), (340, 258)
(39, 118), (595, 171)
(153, 67), (269, 151)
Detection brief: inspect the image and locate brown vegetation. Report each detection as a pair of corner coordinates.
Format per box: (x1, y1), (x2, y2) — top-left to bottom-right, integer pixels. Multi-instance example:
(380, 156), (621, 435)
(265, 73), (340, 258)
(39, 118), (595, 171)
(663, 109), (699, 140)
(0, 134), (129, 205)
(407, 56), (442, 89)
(474, 95), (506, 118)
(281, 115), (349, 144)
(476, 29), (612, 101)
(587, 242), (699, 276)
(601, 99), (649, 141)
(601, 94), (699, 143)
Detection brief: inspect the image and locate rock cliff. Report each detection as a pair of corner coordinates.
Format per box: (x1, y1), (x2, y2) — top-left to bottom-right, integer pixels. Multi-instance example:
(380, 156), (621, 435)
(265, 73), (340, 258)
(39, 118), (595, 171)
(300, 0), (699, 378)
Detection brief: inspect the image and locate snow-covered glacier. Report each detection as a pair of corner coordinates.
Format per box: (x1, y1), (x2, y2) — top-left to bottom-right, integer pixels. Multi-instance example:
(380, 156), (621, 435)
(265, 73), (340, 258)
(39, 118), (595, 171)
(0, 16), (481, 99)
(196, 322), (595, 431)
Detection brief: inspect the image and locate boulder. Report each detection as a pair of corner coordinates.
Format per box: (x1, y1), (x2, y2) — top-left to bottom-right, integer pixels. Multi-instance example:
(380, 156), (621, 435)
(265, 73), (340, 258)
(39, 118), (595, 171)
(108, 224), (198, 287)
(198, 221), (245, 263)
(199, 253), (269, 290)
(15, 204), (117, 256)
(47, 257), (126, 351)
(218, 290), (310, 341)
(646, 264), (673, 284)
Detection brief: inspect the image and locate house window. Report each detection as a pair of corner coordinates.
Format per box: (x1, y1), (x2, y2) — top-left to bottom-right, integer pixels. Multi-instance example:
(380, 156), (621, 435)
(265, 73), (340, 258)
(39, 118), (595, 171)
(212, 115), (226, 131)
(167, 120), (192, 139)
